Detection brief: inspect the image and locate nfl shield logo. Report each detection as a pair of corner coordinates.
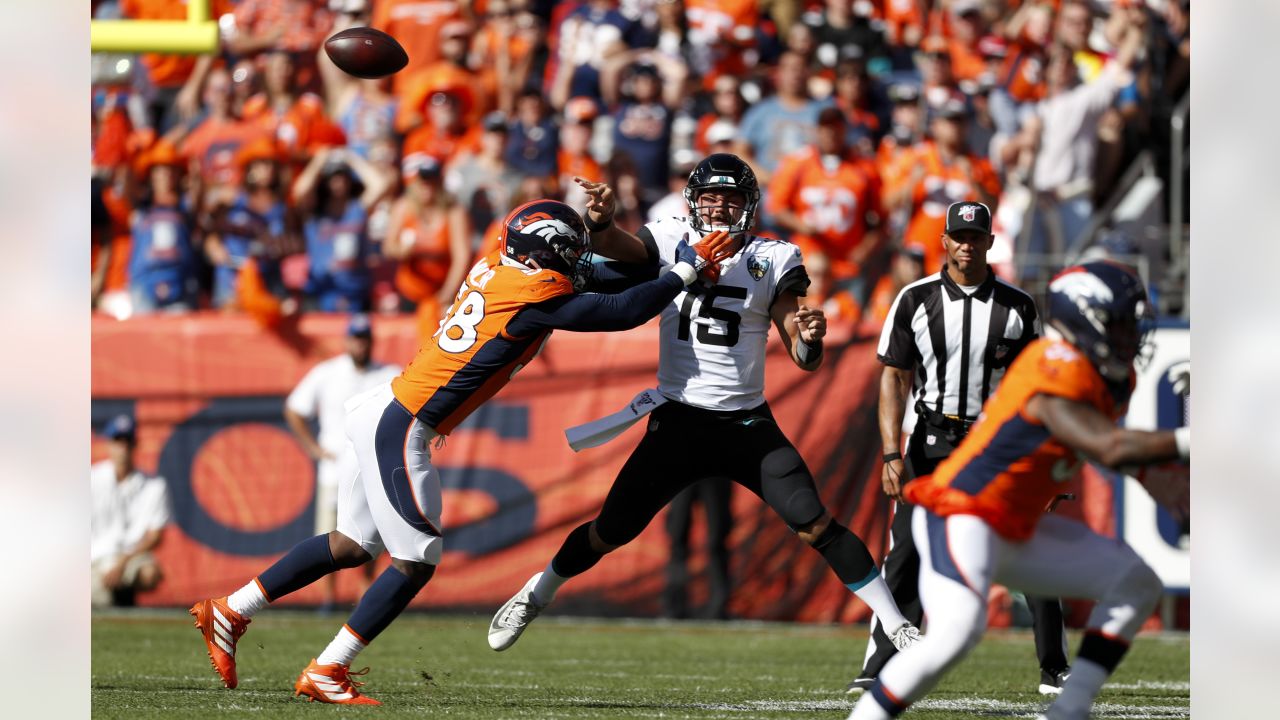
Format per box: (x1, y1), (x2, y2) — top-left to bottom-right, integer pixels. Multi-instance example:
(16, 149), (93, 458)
(747, 255), (770, 281)
(961, 204), (979, 221)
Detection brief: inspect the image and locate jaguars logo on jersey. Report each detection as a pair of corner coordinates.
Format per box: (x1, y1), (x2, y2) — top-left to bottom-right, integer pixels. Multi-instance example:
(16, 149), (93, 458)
(747, 255), (770, 281)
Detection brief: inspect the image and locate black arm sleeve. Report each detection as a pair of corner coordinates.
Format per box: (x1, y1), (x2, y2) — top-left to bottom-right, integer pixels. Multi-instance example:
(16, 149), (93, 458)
(508, 272), (685, 334)
(584, 260), (661, 293)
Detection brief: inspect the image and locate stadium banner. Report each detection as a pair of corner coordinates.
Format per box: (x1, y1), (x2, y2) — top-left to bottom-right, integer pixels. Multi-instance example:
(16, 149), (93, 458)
(1117, 324), (1191, 590)
(92, 314), (1117, 623)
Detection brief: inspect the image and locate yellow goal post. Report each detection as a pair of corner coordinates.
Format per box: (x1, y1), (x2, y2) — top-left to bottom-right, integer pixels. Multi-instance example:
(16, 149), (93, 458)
(90, 0), (219, 55)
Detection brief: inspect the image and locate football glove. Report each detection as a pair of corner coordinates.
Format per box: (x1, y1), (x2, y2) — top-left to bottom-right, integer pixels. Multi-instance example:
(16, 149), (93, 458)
(693, 230), (735, 283)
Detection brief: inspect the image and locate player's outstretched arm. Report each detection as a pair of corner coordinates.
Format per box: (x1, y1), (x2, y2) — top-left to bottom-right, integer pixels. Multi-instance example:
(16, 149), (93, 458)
(1028, 394), (1185, 469)
(511, 241), (704, 334)
(770, 290), (826, 371)
(574, 177), (652, 263)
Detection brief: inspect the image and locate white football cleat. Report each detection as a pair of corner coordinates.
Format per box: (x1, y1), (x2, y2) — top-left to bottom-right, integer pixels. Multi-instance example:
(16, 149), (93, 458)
(888, 622), (922, 651)
(1039, 669), (1070, 695)
(488, 573), (545, 651)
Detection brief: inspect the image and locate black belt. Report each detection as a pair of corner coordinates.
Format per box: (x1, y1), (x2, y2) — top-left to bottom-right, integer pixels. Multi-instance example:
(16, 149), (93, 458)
(915, 401), (978, 438)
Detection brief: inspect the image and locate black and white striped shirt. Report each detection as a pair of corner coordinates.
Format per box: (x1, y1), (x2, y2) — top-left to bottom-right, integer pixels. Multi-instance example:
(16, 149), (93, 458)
(877, 269), (1040, 420)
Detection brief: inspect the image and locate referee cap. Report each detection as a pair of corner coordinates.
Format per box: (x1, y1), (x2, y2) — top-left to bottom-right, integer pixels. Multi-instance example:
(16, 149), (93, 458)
(945, 201), (992, 235)
(347, 313), (373, 338)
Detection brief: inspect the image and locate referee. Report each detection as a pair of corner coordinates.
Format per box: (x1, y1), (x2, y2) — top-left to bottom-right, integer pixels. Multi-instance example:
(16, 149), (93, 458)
(847, 201), (1071, 695)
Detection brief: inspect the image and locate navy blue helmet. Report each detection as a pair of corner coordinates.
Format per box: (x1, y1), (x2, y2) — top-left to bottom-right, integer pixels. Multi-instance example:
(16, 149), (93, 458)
(501, 200), (594, 291)
(1045, 260), (1153, 385)
(683, 153), (760, 236)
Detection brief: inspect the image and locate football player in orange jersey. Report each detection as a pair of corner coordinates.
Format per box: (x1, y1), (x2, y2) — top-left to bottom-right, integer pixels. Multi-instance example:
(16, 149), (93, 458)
(189, 200), (725, 704)
(848, 261), (1190, 720)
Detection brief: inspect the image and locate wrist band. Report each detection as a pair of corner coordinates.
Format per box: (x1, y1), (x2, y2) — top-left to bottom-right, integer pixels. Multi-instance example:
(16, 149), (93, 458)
(669, 261), (698, 286)
(585, 214), (613, 233)
(883, 452), (902, 463)
(797, 338), (822, 365)
(1174, 426), (1190, 460)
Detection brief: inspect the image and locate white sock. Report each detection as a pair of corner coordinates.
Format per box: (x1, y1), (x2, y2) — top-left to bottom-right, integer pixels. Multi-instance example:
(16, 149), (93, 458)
(530, 562), (568, 606)
(1049, 658), (1108, 717)
(852, 574), (909, 634)
(317, 625), (367, 667)
(848, 694), (893, 720)
(226, 579), (269, 618)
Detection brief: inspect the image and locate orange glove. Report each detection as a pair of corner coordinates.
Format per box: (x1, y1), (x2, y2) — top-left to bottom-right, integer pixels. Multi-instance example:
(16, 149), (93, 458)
(694, 230), (736, 283)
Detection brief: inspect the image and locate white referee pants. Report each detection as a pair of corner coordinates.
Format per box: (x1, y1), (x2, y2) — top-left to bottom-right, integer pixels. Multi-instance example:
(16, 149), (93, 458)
(850, 506), (1162, 718)
(338, 383), (444, 565)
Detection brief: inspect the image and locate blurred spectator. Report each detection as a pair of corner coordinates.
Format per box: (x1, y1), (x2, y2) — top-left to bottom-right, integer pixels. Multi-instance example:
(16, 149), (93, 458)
(918, 36), (960, 107)
(683, 0), (760, 85)
(961, 74), (999, 163)
(736, 51), (832, 183)
(875, 83), (923, 207)
(802, 0), (890, 73)
(505, 89), (560, 179)
(283, 313), (401, 610)
(879, 0), (926, 60)
(1017, 12), (1145, 266)
(477, 175), (561, 258)
(92, 172), (136, 318)
(997, 1), (1053, 106)
(119, 0), (230, 131)
(607, 63), (675, 205)
(373, 0), (463, 95)
(946, 0), (990, 83)
(633, 0), (696, 69)
(225, 0), (335, 91)
(648, 158), (696, 222)
(603, 151), (647, 233)
(470, 0), (547, 115)
(403, 90), (481, 171)
(384, 155), (471, 341)
(767, 106), (883, 320)
(91, 414), (171, 608)
(292, 147), (394, 312)
(229, 58), (263, 118)
(891, 93), (1000, 275)
(397, 18), (493, 134)
(550, 0), (634, 109)
(663, 478), (732, 620)
(319, 7), (398, 161)
(704, 119), (739, 155)
(559, 98), (605, 214)
(863, 242), (926, 328)
(177, 66), (272, 196)
(832, 57), (884, 154)
(205, 138), (299, 309)
(1054, 0), (1104, 82)
(448, 112), (523, 250)
(128, 142), (201, 313)
(693, 75), (746, 155)
(241, 50), (334, 160)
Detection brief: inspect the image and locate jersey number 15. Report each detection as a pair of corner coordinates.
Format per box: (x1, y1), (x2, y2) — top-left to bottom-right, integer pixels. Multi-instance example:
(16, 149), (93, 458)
(676, 286), (747, 347)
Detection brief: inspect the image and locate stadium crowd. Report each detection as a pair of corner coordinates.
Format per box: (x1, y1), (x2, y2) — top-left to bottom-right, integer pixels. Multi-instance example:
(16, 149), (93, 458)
(90, 0), (1191, 335)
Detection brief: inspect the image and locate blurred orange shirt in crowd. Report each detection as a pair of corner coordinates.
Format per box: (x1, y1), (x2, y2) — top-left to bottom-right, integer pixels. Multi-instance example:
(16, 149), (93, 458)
(121, 0), (233, 88)
(557, 150), (602, 192)
(242, 92), (330, 157)
(402, 125), (482, 170)
(685, 0), (758, 85)
(93, 186), (133, 294)
(767, 147), (884, 283)
(395, 64), (493, 133)
(373, 0), (463, 93)
(180, 117), (272, 187)
(901, 141), (1001, 274)
(232, 0), (334, 54)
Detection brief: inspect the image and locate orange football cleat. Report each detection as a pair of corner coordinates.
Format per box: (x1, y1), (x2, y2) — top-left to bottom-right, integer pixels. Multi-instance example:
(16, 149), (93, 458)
(294, 659), (381, 705)
(189, 597), (250, 689)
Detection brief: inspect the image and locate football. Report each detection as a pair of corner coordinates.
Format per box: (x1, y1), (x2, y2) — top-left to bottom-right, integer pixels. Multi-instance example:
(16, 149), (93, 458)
(323, 27), (409, 79)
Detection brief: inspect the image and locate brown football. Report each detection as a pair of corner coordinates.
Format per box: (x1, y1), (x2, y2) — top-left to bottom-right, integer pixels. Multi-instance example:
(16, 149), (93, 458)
(323, 27), (409, 79)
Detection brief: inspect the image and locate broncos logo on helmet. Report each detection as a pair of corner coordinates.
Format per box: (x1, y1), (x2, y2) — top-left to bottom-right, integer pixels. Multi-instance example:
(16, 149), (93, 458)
(1046, 260), (1153, 390)
(501, 201), (594, 291)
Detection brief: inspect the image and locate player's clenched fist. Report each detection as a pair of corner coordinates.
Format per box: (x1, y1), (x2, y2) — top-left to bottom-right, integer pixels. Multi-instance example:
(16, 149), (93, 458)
(694, 230), (736, 283)
(794, 304), (826, 343)
(573, 176), (616, 227)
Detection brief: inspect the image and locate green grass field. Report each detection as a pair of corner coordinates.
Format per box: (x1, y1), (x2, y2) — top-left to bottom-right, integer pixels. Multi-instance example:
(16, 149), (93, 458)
(92, 610), (1188, 718)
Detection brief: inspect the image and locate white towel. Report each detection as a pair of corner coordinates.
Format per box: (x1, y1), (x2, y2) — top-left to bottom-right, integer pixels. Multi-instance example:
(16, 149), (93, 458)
(565, 388), (668, 452)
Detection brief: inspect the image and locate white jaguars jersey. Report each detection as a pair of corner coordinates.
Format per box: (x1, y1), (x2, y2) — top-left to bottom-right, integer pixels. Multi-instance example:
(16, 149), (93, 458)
(646, 216), (806, 411)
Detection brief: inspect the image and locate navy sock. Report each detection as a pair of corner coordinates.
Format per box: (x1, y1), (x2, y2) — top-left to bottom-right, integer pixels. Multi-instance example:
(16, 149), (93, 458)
(346, 565), (434, 643)
(811, 522), (877, 586)
(1078, 631), (1130, 673)
(550, 522), (606, 578)
(257, 534), (339, 601)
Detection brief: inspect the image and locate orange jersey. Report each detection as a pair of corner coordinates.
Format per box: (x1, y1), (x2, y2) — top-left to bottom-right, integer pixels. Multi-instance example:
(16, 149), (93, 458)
(372, 0), (463, 93)
(905, 338), (1124, 541)
(902, 142), (1001, 274)
(391, 251), (573, 435)
(766, 147), (883, 277)
(393, 208), (463, 302)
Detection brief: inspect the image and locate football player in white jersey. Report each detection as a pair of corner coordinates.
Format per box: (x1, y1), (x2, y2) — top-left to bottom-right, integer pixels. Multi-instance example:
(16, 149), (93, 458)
(488, 153), (920, 656)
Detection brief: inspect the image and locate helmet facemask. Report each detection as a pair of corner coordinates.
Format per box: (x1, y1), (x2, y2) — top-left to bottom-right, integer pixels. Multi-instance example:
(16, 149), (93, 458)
(684, 187), (756, 237)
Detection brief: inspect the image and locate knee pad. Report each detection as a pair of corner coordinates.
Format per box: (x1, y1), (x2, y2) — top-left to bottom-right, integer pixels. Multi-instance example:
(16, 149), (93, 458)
(760, 447), (824, 529)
